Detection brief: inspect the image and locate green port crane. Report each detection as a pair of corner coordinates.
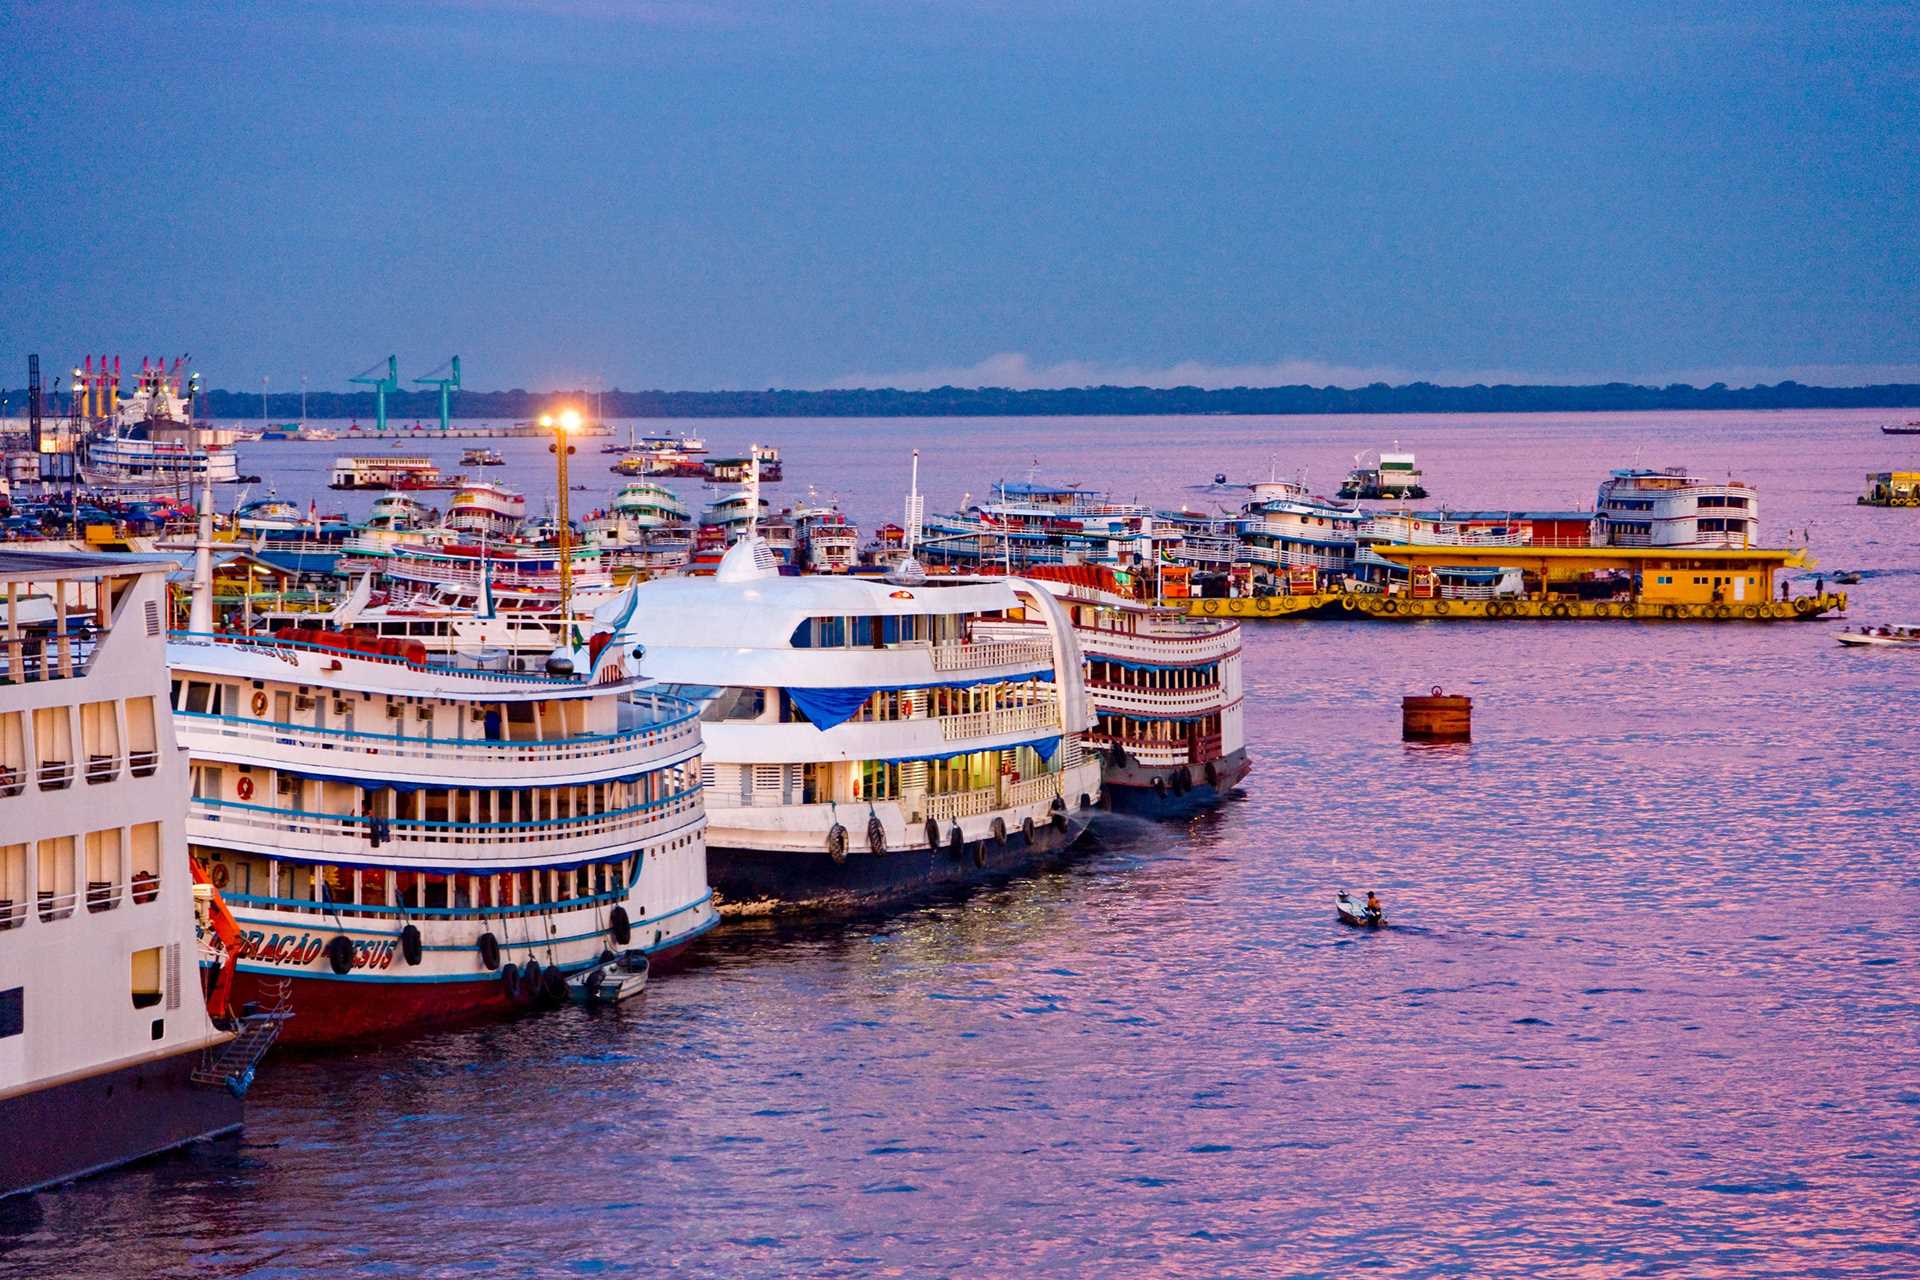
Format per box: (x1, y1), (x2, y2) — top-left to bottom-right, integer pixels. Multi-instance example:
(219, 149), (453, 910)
(350, 355), (399, 432)
(412, 356), (461, 432)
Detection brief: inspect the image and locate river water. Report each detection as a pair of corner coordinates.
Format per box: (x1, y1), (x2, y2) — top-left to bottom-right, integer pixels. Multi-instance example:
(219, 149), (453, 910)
(4, 410), (1917, 1278)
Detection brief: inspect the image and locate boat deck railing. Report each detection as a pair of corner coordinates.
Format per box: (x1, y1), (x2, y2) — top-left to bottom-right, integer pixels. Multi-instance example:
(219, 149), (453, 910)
(169, 630), (595, 686)
(190, 786), (703, 859)
(176, 698), (700, 772)
(931, 637), (1053, 672)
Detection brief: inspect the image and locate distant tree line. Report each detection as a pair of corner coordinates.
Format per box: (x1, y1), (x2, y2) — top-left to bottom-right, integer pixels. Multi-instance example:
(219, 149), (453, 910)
(5, 380), (1917, 420)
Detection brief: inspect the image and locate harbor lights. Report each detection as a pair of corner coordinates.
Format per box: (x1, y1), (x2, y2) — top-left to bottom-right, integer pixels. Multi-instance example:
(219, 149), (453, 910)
(544, 408), (583, 623)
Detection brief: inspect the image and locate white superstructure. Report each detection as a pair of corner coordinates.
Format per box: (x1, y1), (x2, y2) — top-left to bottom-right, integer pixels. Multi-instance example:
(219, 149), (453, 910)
(626, 538), (1103, 912)
(0, 552), (244, 1196)
(166, 587), (715, 1044)
(1593, 468), (1760, 548)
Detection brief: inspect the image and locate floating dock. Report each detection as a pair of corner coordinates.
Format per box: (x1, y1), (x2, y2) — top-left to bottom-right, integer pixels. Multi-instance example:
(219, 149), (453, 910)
(1165, 591), (1846, 621)
(1162, 545), (1847, 621)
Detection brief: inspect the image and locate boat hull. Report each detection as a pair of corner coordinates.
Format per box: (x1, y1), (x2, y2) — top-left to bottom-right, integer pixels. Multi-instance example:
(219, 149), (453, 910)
(1, 1046), (243, 1199)
(230, 925), (708, 1047)
(710, 813), (1094, 915)
(1102, 747), (1251, 817)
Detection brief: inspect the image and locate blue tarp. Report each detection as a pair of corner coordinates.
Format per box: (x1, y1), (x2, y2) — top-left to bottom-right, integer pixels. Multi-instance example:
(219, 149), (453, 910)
(782, 667), (1053, 731)
(877, 735), (1061, 766)
(783, 686), (876, 730)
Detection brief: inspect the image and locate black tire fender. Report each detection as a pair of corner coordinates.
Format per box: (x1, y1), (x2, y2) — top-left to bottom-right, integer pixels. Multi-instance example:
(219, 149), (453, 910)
(477, 931), (502, 971)
(399, 923), (423, 967)
(1021, 816), (1036, 844)
(924, 817), (941, 849)
(325, 934), (354, 976)
(609, 905), (632, 946)
(826, 823), (848, 863)
(520, 960), (543, 1001)
(867, 815), (888, 855)
(990, 817), (1007, 847)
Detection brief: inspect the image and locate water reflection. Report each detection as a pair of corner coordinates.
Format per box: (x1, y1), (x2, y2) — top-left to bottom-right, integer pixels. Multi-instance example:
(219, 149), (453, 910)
(4, 411), (1917, 1278)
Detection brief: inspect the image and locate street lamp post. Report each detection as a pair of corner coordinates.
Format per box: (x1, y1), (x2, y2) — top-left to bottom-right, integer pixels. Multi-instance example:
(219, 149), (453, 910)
(543, 409), (582, 623)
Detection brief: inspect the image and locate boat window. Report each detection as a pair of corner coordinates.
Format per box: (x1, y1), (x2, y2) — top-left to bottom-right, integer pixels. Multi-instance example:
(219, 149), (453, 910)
(0, 712), (22, 796)
(128, 824), (160, 902)
(85, 828), (124, 913)
(130, 946), (164, 1010)
(124, 696), (160, 775)
(183, 681), (212, 714)
(36, 836), (76, 921)
(0, 844), (25, 929)
(701, 687), (766, 723)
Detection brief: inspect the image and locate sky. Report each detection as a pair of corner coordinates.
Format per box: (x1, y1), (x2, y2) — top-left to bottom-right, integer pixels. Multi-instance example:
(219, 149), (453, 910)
(0, 0), (1915, 393)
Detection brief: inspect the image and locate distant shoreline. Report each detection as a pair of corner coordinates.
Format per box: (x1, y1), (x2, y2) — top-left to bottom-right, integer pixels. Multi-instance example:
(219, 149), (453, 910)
(6, 380), (1917, 420)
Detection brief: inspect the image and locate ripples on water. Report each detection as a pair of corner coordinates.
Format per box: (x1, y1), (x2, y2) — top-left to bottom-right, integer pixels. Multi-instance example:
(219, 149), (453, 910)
(3, 411), (1916, 1278)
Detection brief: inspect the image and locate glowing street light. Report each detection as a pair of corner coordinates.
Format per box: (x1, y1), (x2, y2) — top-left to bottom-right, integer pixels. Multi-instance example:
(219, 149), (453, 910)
(546, 408), (583, 623)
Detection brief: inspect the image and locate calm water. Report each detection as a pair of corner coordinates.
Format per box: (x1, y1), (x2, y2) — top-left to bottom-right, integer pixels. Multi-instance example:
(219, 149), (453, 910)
(5, 410), (1918, 1278)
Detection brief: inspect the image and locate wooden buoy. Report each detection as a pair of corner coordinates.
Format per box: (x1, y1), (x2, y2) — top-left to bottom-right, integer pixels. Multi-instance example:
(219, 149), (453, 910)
(1403, 685), (1471, 741)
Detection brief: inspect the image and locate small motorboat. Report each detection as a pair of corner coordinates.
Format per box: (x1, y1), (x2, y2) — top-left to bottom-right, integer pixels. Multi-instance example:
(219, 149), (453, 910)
(1834, 571), (1863, 585)
(1835, 624), (1920, 648)
(566, 949), (650, 1005)
(1335, 890), (1387, 928)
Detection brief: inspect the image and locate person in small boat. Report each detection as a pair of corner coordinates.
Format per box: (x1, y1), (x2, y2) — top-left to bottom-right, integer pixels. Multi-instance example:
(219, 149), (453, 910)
(1365, 891), (1382, 920)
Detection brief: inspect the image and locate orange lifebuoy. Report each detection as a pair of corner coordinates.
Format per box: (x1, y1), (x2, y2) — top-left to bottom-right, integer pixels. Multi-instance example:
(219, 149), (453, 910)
(210, 863), (229, 888)
(251, 690), (268, 717)
(236, 776), (255, 801)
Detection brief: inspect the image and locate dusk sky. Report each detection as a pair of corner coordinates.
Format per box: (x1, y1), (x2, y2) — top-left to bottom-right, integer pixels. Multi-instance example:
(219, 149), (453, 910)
(2, 1), (1914, 392)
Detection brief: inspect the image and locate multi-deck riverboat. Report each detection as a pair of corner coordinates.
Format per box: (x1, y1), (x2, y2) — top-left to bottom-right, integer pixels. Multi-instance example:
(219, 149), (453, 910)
(922, 481), (1182, 571)
(329, 456), (447, 491)
(625, 537), (1103, 912)
(1338, 447), (1427, 500)
(791, 494), (860, 574)
(975, 566), (1249, 815)
(1592, 467), (1759, 547)
(166, 589), (716, 1044)
(0, 551), (262, 1195)
(80, 366), (242, 489)
(445, 481), (528, 539)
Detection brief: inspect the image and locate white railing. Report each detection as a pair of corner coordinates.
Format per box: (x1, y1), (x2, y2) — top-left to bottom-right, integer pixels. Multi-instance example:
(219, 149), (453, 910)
(930, 638), (1054, 672)
(922, 771), (1070, 823)
(37, 760), (73, 790)
(84, 754), (121, 784)
(188, 789), (702, 866)
(936, 700), (1059, 741)
(1086, 683), (1226, 717)
(174, 706), (700, 779)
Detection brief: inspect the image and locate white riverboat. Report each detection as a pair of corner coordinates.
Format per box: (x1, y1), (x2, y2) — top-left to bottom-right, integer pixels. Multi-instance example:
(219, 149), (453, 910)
(974, 565), (1250, 815)
(625, 537), (1104, 913)
(0, 552), (266, 1196)
(81, 365), (241, 488)
(445, 480), (528, 539)
(1593, 467), (1760, 548)
(166, 588), (716, 1045)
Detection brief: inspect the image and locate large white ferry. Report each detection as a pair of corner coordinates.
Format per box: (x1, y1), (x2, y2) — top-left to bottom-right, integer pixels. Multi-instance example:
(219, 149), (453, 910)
(0, 552), (258, 1195)
(166, 588), (716, 1044)
(625, 537), (1103, 912)
(1592, 467), (1760, 548)
(81, 364), (241, 488)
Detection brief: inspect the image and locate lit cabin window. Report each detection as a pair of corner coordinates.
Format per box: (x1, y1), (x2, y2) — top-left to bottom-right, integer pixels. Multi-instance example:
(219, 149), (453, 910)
(131, 946), (163, 1009)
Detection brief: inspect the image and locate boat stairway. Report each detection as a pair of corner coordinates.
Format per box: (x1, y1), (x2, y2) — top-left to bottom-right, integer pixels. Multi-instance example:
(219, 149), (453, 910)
(193, 978), (293, 1096)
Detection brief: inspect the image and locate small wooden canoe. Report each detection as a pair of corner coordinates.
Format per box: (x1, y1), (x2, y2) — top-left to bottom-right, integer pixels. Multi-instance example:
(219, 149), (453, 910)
(1336, 892), (1387, 929)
